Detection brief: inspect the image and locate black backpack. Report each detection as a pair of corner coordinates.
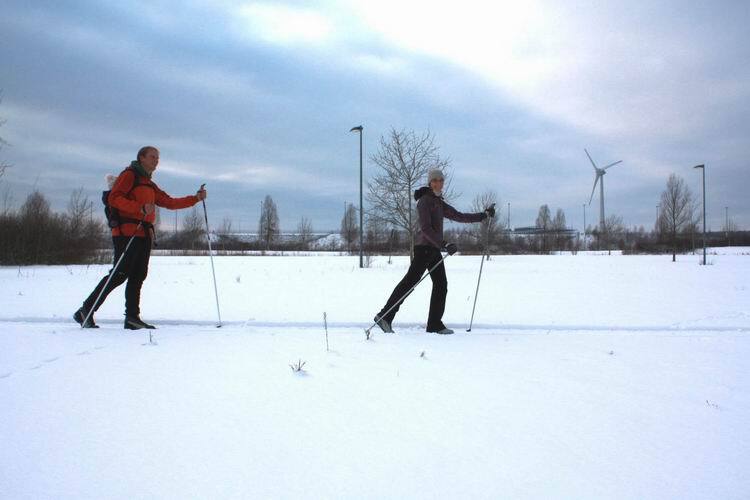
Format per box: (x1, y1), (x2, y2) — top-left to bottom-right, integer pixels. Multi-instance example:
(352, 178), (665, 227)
(102, 167), (151, 228)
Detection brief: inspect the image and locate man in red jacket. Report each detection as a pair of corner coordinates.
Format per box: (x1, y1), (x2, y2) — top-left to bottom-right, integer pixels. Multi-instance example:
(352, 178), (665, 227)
(74, 146), (206, 329)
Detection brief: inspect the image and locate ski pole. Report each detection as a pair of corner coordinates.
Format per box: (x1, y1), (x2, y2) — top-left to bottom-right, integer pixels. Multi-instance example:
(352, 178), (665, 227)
(82, 221), (143, 328)
(200, 184), (222, 328)
(364, 251), (453, 338)
(467, 204), (494, 332)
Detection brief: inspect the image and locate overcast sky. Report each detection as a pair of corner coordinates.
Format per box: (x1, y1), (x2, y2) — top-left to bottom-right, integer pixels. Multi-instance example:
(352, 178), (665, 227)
(2, 0), (748, 232)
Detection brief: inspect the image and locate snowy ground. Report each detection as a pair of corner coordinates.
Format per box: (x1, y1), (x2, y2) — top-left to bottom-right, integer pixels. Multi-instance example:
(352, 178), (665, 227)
(2, 250), (749, 499)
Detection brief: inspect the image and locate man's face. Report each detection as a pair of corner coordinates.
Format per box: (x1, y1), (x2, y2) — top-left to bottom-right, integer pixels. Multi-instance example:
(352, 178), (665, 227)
(430, 177), (445, 193)
(140, 149), (160, 174)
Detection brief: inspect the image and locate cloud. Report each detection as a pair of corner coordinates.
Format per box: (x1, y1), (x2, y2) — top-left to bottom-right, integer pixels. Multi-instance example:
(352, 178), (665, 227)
(2, 103), (128, 170)
(344, 1), (750, 143)
(218, 1), (749, 147)
(159, 159), (351, 198)
(233, 2), (335, 46)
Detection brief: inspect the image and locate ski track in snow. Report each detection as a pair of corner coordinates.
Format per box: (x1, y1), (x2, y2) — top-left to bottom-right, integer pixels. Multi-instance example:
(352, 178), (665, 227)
(1, 317), (749, 333)
(2, 319), (746, 385)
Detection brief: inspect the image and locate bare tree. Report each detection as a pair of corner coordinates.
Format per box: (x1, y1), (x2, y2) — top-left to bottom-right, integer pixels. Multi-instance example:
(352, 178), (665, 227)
(183, 207), (203, 234)
(655, 205), (668, 239)
(297, 216), (313, 250)
(386, 226), (401, 262)
(66, 187), (92, 239)
(589, 214), (625, 252)
(20, 190), (52, 224)
(65, 188), (106, 261)
(340, 203), (358, 253)
(367, 128), (452, 259)
(154, 206), (162, 234)
(18, 191), (54, 263)
(551, 208), (567, 251)
(535, 204), (552, 253)
(0, 92), (9, 181)
(218, 216), (233, 235)
(258, 194), (280, 250)
(471, 190), (499, 259)
(722, 214), (738, 246)
(1, 186), (13, 217)
(364, 214), (388, 254)
(659, 173), (694, 262)
(2, 189), (104, 265)
(170, 206), (204, 249)
(212, 216), (233, 251)
(604, 214), (626, 250)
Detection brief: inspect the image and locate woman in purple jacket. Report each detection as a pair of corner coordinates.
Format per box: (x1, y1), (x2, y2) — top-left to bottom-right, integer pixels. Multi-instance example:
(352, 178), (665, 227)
(374, 169), (495, 334)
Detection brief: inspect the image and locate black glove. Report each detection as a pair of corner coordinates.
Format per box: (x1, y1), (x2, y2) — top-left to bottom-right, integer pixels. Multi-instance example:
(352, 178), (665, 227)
(485, 203), (496, 218)
(444, 243), (458, 255)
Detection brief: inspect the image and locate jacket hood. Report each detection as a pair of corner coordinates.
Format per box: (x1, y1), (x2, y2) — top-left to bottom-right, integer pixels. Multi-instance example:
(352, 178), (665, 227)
(414, 186), (431, 200)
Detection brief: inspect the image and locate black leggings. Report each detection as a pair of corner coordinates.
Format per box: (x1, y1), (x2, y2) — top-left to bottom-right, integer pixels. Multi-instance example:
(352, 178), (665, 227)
(82, 236), (152, 317)
(377, 245), (447, 331)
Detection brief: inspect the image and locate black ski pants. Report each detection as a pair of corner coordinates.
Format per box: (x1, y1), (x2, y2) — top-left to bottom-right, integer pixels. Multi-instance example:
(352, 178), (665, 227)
(82, 236), (152, 317)
(377, 245), (448, 331)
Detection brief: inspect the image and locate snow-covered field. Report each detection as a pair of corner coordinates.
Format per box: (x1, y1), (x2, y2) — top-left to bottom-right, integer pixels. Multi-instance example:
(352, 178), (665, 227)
(2, 250), (749, 499)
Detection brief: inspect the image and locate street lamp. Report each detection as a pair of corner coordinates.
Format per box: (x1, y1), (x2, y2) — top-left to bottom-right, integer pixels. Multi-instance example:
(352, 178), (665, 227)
(350, 125), (364, 268)
(582, 203), (586, 251)
(693, 164), (706, 265)
(725, 206), (730, 246)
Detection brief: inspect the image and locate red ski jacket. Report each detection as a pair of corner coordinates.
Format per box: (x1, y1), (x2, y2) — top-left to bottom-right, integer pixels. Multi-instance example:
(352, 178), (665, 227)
(108, 168), (199, 238)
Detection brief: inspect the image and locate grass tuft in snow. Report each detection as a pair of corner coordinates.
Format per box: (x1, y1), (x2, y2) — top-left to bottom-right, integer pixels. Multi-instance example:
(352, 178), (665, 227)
(706, 400), (720, 410)
(289, 359), (306, 373)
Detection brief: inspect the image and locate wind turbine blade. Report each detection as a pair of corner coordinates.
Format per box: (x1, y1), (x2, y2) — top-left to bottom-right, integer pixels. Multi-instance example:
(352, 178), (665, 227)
(603, 160), (623, 170)
(588, 175), (600, 205)
(584, 148), (598, 170)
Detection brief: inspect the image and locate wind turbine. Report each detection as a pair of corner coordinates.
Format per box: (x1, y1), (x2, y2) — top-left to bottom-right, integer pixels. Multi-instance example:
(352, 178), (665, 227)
(585, 149), (622, 247)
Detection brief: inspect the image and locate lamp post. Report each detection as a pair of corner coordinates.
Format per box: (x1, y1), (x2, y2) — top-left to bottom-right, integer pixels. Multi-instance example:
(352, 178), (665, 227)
(507, 202), (511, 231)
(725, 206), (729, 246)
(350, 125), (364, 268)
(693, 164), (706, 265)
(656, 203), (660, 232)
(582, 203), (586, 251)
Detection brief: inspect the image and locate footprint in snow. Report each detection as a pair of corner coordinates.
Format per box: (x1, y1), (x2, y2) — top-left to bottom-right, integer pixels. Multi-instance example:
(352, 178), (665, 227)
(43, 357), (60, 363)
(0, 372), (12, 379)
(29, 364), (42, 370)
(77, 351), (91, 356)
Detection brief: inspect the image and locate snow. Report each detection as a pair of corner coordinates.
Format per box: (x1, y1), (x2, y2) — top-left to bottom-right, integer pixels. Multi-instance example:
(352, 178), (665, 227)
(1, 251), (749, 499)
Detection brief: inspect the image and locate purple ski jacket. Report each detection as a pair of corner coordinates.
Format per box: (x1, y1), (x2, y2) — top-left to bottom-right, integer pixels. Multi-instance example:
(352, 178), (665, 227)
(414, 186), (486, 249)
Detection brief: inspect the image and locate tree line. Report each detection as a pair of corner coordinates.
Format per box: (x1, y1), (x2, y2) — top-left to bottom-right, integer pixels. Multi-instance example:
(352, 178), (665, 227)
(1, 120), (746, 263)
(0, 189), (107, 265)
